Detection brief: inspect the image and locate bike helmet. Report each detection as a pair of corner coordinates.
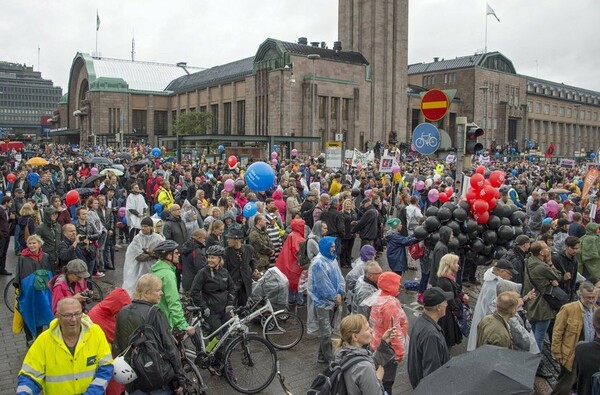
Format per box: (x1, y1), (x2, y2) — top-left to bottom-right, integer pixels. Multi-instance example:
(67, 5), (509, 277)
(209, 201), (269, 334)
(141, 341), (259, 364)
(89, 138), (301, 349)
(206, 244), (225, 257)
(112, 356), (137, 384)
(153, 240), (179, 257)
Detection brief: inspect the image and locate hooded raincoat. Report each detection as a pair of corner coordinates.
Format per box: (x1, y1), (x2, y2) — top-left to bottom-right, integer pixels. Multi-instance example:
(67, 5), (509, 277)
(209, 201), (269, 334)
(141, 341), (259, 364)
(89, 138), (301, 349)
(275, 218), (306, 292)
(577, 223), (600, 278)
(34, 207), (61, 266)
(121, 230), (164, 296)
(467, 267), (501, 351)
(87, 287), (131, 343)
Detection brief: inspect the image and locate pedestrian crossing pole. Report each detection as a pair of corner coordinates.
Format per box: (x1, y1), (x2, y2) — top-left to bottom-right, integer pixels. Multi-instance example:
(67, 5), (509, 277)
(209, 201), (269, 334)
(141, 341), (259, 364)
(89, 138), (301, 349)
(455, 116), (468, 191)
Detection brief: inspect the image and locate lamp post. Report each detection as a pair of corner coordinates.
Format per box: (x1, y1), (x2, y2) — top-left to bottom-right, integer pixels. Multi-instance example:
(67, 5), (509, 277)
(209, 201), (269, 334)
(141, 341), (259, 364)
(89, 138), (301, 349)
(479, 86), (489, 150)
(574, 104), (581, 156)
(307, 54), (320, 154)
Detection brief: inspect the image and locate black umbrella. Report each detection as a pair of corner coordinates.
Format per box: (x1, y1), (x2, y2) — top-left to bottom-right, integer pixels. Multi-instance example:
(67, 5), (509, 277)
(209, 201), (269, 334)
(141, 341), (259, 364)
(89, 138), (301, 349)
(43, 164), (61, 172)
(115, 152), (132, 160)
(131, 159), (152, 168)
(73, 188), (97, 199)
(87, 157), (113, 166)
(81, 174), (104, 188)
(415, 345), (540, 395)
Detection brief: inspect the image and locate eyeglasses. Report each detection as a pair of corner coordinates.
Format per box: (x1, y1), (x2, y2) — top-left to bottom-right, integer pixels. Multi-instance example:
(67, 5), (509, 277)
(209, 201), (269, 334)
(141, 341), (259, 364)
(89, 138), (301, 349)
(58, 312), (83, 320)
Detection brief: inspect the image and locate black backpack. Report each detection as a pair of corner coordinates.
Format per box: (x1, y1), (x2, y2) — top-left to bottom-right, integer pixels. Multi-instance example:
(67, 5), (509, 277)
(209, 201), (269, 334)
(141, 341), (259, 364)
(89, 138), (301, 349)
(297, 240), (311, 269)
(306, 355), (368, 395)
(125, 306), (175, 392)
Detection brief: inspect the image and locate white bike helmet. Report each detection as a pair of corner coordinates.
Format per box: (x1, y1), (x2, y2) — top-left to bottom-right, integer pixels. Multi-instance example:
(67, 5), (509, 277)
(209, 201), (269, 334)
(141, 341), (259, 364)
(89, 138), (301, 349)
(113, 356), (137, 384)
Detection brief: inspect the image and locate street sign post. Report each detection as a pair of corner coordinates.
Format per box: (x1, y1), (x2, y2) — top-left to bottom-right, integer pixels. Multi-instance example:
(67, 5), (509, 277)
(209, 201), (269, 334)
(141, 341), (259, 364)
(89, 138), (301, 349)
(420, 89), (449, 122)
(412, 123), (441, 155)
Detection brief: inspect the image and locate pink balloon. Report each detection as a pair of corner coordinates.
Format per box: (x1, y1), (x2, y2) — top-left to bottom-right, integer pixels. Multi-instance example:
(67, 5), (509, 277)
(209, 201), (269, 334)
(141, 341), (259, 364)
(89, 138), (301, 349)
(547, 200), (558, 212)
(272, 158), (278, 165)
(271, 151), (278, 159)
(291, 148), (298, 157)
(416, 180), (425, 191)
(224, 179), (235, 192)
(428, 189), (440, 203)
(357, 163), (363, 170)
(90, 167), (99, 176)
(392, 164), (401, 174)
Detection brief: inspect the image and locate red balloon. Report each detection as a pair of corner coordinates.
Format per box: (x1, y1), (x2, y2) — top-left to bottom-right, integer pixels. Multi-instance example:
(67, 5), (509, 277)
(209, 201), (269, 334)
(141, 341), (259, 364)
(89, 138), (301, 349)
(475, 211), (490, 224)
(470, 173), (485, 190)
(228, 155), (237, 167)
(439, 192), (449, 203)
(493, 187), (500, 199)
(472, 199), (489, 215)
(479, 185), (496, 202)
(488, 198), (498, 210)
(466, 188), (477, 201)
(445, 186), (454, 197)
(489, 170), (506, 188)
(476, 166), (485, 175)
(65, 190), (80, 206)
(6, 173), (16, 183)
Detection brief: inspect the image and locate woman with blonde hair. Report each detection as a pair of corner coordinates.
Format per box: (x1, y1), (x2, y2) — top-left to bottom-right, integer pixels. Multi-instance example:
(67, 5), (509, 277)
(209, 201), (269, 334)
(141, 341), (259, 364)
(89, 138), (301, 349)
(436, 253), (468, 348)
(17, 202), (37, 254)
(332, 314), (395, 395)
(205, 219), (224, 249)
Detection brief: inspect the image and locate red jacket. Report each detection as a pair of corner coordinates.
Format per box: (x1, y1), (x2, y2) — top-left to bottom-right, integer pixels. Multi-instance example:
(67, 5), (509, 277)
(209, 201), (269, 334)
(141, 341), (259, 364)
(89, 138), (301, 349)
(275, 219), (305, 291)
(49, 274), (88, 314)
(88, 287), (131, 343)
(272, 189), (287, 221)
(369, 272), (409, 360)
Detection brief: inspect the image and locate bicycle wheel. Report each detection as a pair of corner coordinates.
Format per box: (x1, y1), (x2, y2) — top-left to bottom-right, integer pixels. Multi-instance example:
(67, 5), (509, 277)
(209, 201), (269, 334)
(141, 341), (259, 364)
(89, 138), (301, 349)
(85, 280), (104, 311)
(223, 334), (277, 394)
(181, 357), (208, 395)
(4, 278), (16, 313)
(263, 311), (304, 350)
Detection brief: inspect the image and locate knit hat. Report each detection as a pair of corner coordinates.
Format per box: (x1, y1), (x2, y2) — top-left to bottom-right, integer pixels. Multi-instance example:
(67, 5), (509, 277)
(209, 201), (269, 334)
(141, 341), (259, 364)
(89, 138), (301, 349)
(386, 217), (401, 229)
(141, 217), (154, 227)
(360, 245), (377, 261)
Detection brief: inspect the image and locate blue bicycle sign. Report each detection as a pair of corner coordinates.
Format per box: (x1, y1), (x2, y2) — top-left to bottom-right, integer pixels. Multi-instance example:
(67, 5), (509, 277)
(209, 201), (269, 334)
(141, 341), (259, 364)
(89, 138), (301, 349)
(412, 123), (441, 155)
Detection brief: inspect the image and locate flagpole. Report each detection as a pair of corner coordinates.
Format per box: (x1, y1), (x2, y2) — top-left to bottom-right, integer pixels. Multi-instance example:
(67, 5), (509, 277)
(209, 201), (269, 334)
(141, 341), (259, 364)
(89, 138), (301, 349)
(485, 12), (488, 53)
(95, 9), (98, 56)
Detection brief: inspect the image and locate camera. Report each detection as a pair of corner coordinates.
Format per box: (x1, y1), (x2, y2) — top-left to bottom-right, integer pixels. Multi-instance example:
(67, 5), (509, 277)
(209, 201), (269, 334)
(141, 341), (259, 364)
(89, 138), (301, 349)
(80, 290), (93, 299)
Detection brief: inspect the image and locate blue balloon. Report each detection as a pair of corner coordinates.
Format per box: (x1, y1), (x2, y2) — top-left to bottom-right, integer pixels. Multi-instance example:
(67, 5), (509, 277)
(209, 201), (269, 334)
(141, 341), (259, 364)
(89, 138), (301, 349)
(591, 153), (597, 159)
(578, 180), (584, 188)
(244, 161), (275, 192)
(243, 201), (258, 218)
(122, 216), (127, 225)
(151, 147), (162, 157)
(218, 145), (225, 152)
(27, 172), (40, 187)
(154, 203), (163, 217)
(495, 152), (500, 156)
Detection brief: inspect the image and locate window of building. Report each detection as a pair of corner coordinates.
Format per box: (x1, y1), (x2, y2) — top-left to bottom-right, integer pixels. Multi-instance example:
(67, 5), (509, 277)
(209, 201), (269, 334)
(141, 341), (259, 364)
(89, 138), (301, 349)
(331, 97), (339, 120)
(319, 96), (327, 119)
(560, 107), (565, 117)
(543, 104), (550, 114)
(535, 86), (541, 93)
(342, 98), (349, 121)
(514, 88), (519, 106)
(493, 118), (497, 130)
(552, 105), (557, 115)
(211, 104), (218, 133)
(535, 102), (542, 113)
(587, 111), (592, 120)
(527, 101), (533, 113)
(566, 108), (572, 118)
(560, 90), (565, 98)
(172, 110), (177, 125)
(237, 100), (245, 135)
(132, 110), (147, 134)
(594, 112), (599, 122)
(154, 110), (168, 136)
(223, 102), (231, 135)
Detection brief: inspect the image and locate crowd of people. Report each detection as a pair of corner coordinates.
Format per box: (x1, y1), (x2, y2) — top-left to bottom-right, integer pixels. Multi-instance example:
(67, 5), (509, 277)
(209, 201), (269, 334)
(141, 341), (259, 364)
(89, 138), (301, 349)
(6, 142), (600, 394)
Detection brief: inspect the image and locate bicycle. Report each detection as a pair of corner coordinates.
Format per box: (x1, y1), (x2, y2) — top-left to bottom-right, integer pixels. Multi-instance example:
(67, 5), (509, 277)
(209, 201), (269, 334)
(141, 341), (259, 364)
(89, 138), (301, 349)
(172, 329), (208, 395)
(183, 305), (278, 394)
(238, 297), (304, 350)
(4, 277), (104, 313)
(415, 132), (439, 149)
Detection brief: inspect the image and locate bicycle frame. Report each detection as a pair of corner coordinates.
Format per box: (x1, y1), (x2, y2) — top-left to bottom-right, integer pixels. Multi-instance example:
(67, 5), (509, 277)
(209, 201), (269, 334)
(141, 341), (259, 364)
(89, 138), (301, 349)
(240, 299), (286, 326)
(184, 313), (247, 360)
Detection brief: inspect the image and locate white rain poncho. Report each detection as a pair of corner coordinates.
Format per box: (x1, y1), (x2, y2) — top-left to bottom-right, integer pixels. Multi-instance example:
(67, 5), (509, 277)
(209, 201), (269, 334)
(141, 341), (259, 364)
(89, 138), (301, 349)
(306, 236), (345, 334)
(181, 199), (200, 236)
(252, 266), (289, 311)
(122, 231), (165, 296)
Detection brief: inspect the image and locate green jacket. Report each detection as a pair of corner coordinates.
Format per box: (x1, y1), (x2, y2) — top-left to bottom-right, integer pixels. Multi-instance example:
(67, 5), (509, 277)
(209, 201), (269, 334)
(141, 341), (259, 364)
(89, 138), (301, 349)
(524, 255), (561, 322)
(577, 223), (600, 278)
(476, 312), (513, 349)
(248, 225), (274, 270)
(151, 259), (188, 331)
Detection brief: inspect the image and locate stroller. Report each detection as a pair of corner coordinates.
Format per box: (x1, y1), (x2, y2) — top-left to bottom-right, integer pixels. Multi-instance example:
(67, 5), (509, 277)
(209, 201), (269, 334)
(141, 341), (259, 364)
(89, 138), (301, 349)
(252, 266), (289, 312)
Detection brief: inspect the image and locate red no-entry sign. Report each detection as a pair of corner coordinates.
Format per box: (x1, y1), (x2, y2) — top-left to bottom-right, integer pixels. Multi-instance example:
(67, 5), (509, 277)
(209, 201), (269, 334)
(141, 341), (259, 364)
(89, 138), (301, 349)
(420, 89), (449, 122)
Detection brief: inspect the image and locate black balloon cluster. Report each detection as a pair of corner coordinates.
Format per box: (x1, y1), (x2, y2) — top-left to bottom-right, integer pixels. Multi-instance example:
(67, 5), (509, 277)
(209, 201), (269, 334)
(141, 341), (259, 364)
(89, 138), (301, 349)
(412, 201), (526, 266)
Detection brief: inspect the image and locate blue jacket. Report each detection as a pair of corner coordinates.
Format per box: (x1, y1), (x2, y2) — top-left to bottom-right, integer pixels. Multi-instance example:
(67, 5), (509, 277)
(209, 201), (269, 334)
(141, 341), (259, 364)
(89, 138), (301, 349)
(309, 236), (345, 309)
(385, 231), (417, 273)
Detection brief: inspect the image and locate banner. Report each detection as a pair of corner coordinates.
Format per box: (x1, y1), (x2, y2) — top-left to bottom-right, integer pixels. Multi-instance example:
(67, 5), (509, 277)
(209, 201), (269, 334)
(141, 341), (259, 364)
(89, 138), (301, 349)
(581, 167), (600, 206)
(559, 158), (575, 168)
(325, 141), (343, 169)
(380, 156), (394, 173)
(445, 154), (456, 164)
(351, 149), (374, 168)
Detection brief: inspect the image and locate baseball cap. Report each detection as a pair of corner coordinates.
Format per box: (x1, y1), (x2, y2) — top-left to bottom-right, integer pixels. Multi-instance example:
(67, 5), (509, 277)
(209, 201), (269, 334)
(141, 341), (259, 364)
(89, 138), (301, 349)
(227, 228), (244, 239)
(66, 259), (90, 278)
(495, 259), (518, 275)
(515, 234), (532, 246)
(423, 287), (454, 307)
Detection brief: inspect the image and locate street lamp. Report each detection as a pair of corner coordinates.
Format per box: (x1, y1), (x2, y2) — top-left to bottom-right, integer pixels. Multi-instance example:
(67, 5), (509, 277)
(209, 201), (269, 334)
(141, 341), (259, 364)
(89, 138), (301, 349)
(284, 64), (295, 137)
(307, 54), (320, 153)
(479, 86), (489, 150)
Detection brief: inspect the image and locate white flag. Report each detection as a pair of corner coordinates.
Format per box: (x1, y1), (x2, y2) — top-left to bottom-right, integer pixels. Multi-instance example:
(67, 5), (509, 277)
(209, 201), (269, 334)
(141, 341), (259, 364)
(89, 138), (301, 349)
(96, 10), (100, 31)
(487, 3), (500, 22)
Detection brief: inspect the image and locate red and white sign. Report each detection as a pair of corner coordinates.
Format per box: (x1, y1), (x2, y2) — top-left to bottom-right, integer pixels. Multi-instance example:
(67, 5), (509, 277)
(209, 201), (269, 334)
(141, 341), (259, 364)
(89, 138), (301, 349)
(420, 89), (449, 122)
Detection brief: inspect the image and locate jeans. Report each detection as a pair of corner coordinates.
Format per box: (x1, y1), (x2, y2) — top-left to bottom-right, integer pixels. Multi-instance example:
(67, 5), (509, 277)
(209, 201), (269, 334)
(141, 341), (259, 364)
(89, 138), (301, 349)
(314, 307), (334, 362)
(97, 232), (107, 270)
(531, 319), (551, 352)
(14, 224), (21, 253)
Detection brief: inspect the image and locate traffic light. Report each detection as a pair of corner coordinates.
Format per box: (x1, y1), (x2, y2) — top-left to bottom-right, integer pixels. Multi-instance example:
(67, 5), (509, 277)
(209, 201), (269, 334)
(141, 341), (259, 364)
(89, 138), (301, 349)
(465, 125), (484, 154)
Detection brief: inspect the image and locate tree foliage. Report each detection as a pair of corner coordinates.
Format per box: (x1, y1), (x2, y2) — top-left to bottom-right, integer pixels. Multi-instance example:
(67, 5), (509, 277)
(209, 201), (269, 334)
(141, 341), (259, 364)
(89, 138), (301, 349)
(173, 111), (213, 136)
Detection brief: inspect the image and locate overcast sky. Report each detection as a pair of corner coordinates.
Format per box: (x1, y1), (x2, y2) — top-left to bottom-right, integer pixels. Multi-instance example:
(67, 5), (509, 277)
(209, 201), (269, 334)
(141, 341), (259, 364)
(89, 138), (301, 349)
(2, 0), (599, 93)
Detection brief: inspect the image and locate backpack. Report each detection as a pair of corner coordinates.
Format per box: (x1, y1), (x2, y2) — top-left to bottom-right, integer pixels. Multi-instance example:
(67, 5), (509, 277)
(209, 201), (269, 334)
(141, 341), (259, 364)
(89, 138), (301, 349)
(297, 240), (311, 269)
(593, 369), (600, 395)
(125, 306), (175, 392)
(306, 354), (369, 395)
